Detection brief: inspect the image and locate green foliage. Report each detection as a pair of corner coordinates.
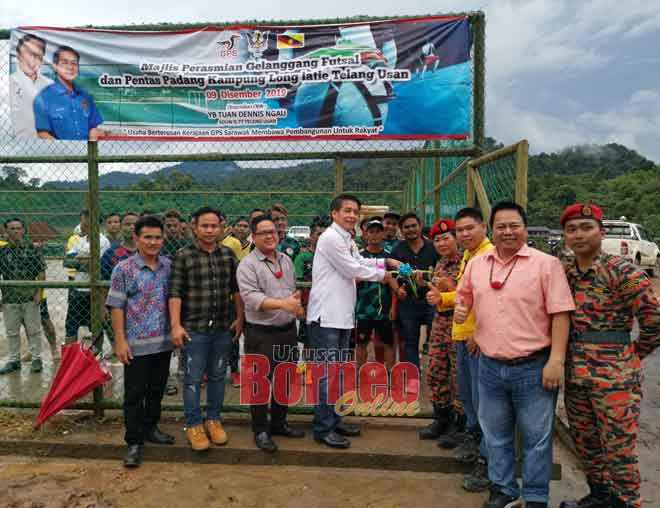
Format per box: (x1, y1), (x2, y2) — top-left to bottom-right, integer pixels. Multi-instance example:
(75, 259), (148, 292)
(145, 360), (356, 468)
(527, 144), (660, 235)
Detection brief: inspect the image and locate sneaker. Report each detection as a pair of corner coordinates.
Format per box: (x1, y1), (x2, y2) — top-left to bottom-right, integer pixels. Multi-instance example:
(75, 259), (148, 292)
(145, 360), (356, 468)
(483, 486), (524, 508)
(186, 424), (210, 451)
(230, 372), (240, 388)
(484, 486), (524, 508)
(204, 419), (228, 445)
(0, 361), (20, 375)
(21, 351), (32, 363)
(30, 359), (43, 373)
(454, 427), (481, 463)
(463, 458), (491, 492)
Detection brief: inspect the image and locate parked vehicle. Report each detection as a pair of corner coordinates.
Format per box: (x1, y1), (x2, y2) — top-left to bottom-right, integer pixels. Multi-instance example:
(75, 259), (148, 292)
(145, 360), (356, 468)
(602, 219), (660, 276)
(288, 226), (311, 241)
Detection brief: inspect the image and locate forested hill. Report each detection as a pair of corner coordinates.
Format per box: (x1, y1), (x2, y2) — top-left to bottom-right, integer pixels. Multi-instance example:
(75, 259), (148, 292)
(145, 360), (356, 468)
(2, 141), (659, 233)
(526, 144), (660, 234)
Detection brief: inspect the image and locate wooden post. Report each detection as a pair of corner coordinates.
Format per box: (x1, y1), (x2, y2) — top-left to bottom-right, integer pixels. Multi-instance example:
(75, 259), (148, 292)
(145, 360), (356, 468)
(469, 165), (492, 220)
(515, 140), (529, 210)
(334, 157), (343, 196)
(87, 141), (104, 418)
(467, 163), (476, 207)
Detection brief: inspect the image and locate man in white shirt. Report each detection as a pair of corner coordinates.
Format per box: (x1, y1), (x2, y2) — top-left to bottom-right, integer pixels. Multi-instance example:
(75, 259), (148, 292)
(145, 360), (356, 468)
(63, 209), (110, 350)
(10, 34), (53, 137)
(306, 194), (399, 448)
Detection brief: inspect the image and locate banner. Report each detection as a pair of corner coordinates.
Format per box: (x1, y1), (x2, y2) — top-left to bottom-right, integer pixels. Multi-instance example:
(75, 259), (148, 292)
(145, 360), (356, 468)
(9, 17), (472, 141)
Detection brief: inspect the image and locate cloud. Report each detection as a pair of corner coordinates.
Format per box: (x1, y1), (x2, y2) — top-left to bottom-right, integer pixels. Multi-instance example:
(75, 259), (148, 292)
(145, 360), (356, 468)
(490, 88), (660, 162)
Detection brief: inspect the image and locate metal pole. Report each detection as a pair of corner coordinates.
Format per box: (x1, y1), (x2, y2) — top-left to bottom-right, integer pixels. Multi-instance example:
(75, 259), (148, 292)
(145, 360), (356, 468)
(472, 11), (486, 152)
(87, 141), (104, 418)
(433, 157), (440, 220)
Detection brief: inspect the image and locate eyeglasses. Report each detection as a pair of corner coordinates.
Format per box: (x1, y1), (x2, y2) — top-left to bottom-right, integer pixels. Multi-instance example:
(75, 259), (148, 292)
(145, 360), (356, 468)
(254, 230), (278, 237)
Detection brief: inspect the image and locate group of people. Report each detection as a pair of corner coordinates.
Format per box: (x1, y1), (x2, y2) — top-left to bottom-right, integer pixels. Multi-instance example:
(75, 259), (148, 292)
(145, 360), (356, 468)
(417, 201), (659, 508)
(0, 194), (658, 508)
(11, 33), (103, 140)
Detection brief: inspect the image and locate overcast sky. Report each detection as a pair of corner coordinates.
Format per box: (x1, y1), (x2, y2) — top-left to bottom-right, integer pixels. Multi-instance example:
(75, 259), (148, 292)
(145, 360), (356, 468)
(2, 0), (660, 163)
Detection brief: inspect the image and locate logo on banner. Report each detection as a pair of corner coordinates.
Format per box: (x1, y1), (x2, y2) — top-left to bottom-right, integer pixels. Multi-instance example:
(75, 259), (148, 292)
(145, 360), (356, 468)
(246, 30), (270, 59)
(276, 33), (305, 49)
(217, 33), (241, 57)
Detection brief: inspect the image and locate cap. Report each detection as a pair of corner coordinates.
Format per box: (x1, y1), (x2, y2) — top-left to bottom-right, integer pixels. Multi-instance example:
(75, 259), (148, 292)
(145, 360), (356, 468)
(560, 203), (604, 226)
(366, 219), (384, 230)
(430, 218), (456, 238)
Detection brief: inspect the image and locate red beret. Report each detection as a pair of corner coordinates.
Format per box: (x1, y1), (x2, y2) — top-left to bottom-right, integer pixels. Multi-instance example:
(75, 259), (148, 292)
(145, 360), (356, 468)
(560, 203), (603, 226)
(430, 218), (456, 238)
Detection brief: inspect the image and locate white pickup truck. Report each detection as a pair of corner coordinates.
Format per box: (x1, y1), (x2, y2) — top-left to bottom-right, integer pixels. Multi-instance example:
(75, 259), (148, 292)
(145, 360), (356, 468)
(602, 219), (660, 276)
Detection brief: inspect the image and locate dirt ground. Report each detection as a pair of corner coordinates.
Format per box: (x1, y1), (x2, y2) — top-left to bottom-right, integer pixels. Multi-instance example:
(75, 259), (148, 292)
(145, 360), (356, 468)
(0, 456), (489, 508)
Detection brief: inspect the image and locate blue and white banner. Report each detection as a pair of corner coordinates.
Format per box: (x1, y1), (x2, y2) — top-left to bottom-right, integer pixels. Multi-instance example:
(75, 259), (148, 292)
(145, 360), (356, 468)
(10, 16), (472, 141)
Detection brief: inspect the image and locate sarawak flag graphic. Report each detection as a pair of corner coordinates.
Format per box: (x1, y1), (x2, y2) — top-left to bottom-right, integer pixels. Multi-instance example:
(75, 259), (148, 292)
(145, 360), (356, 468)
(276, 33), (305, 49)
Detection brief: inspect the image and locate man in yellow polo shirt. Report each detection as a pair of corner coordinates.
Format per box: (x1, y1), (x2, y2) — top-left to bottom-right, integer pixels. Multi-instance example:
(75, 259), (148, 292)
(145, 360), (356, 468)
(429, 206), (493, 493)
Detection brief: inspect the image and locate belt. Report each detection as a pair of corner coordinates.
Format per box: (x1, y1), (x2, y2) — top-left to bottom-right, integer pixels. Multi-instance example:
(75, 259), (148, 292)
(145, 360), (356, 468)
(246, 321), (296, 332)
(570, 330), (631, 344)
(492, 346), (551, 366)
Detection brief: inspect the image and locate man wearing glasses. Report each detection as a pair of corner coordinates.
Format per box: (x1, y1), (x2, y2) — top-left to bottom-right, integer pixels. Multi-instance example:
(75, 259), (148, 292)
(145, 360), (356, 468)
(237, 214), (306, 453)
(34, 45), (103, 140)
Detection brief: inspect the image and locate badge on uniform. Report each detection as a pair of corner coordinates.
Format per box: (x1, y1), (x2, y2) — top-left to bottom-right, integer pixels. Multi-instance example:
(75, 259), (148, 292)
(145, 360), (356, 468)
(581, 205), (592, 217)
(286, 247), (293, 256)
(81, 99), (88, 109)
(440, 222), (448, 232)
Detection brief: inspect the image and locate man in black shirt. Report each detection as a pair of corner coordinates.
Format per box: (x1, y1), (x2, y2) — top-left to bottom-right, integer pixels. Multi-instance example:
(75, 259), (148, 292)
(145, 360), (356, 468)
(390, 212), (438, 377)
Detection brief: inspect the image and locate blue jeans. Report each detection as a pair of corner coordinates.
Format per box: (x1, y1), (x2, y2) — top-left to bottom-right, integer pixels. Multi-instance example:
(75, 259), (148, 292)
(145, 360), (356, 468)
(478, 353), (557, 503)
(397, 300), (435, 372)
(183, 329), (233, 426)
(456, 340), (487, 458)
(308, 322), (352, 438)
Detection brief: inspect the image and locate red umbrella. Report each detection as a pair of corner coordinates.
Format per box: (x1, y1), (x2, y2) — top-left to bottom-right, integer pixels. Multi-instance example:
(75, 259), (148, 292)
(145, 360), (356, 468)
(34, 343), (112, 429)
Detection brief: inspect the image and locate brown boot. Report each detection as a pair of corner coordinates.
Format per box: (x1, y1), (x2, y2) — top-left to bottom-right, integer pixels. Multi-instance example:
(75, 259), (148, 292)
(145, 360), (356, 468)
(186, 424), (210, 451)
(204, 420), (228, 445)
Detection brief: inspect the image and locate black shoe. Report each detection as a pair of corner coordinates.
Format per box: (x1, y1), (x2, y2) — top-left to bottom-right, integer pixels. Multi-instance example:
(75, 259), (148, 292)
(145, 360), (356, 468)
(255, 432), (278, 453)
(419, 405), (451, 440)
(335, 423), (360, 437)
(559, 482), (612, 508)
(463, 458), (491, 492)
(0, 361), (20, 375)
(270, 423), (305, 438)
(314, 431), (350, 449)
(438, 412), (466, 449)
(454, 427), (481, 463)
(483, 486), (523, 508)
(123, 444), (143, 468)
(144, 426), (175, 445)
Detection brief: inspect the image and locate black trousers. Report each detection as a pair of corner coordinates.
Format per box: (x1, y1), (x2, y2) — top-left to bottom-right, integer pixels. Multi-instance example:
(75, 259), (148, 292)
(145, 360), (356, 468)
(123, 350), (172, 445)
(244, 322), (297, 434)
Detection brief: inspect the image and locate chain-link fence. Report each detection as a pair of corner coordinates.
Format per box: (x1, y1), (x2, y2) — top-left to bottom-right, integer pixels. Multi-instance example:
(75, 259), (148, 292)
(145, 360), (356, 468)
(0, 14), (489, 414)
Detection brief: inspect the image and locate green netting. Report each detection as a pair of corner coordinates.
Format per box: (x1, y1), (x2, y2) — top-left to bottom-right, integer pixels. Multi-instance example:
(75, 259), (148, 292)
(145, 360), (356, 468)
(413, 141), (521, 224)
(478, 155), (517, 204)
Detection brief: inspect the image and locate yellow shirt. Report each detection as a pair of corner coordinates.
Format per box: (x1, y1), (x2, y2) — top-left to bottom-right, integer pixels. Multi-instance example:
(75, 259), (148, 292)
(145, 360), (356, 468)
(439, 237), (494, 340)
(66, 234), (80, 279)
(220, 235), (243, 260)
